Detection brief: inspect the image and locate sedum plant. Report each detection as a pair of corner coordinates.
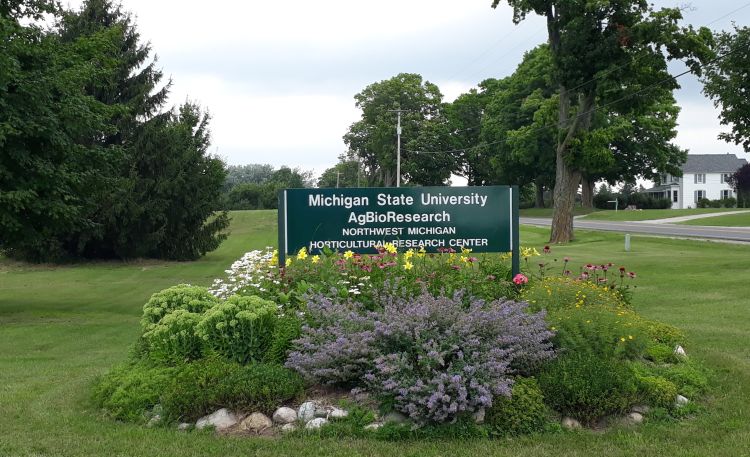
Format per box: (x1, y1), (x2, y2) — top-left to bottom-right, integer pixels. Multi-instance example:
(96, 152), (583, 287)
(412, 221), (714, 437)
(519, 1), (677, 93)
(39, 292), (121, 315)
(196, 295), (277, 364)
(141, 284), (218, 330)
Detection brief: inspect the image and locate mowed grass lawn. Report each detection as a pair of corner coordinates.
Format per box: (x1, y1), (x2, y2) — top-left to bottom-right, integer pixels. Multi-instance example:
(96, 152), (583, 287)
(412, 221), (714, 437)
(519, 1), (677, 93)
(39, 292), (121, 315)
(1, 210), (750, 457)
(581, 208), (740, 221)
(680, 212), (750, 227)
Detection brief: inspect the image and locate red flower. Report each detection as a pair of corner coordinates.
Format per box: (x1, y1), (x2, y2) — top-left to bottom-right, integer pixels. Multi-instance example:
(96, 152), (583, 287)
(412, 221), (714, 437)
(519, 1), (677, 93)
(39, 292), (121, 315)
(451, 265), (461, 270)
(628, 271), (637, 279)
(619, 266), (626, 272)
(543, 245), (551, 254)
(512, 273), (528, 285)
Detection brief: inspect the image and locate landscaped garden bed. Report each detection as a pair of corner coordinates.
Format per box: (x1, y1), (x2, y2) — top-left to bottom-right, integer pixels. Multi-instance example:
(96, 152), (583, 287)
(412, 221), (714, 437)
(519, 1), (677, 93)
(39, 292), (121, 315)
(93, 244), (709, 439)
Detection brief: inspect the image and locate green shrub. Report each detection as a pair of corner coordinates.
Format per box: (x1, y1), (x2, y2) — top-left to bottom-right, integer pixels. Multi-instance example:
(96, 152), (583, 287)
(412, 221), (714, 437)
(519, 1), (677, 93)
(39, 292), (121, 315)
(161, 358), (303, 421)
(263, 314), (302, 364)
(142, 309), (204, 363)
(635, 374), (678, 408)
(92, 362), (175, 423)
(660, 361), (710, 399)
(141, 284), (218, 330)
(722, 197), (737, 208)
(537, 353), (638, 424)
(642, 320), (684, 346)
(644, 342), (678, 364)
(548, 306), (648, 360)
(486, 377), (549, 436)
(370, 417), (490, 441)
(196, 295), (277, 364)
(522, 277), (627, 313)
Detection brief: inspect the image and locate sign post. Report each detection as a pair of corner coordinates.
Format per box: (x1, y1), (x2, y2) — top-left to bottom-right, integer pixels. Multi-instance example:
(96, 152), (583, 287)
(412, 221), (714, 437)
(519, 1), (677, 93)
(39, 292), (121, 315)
(278, 186), (520, 276)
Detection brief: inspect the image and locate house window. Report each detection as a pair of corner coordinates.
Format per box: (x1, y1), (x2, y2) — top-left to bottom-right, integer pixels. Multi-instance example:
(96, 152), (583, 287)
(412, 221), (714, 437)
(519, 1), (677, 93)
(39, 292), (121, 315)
(673, 190), (678, 203)
(694, 190), (705, 203)
(722, 189), (731, 199)
(694, 174), (705, 184)
(721, 173), (732, 184)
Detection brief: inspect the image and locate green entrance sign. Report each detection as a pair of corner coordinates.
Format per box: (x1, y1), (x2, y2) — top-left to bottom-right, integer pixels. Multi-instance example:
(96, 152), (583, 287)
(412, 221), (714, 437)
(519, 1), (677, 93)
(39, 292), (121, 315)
(278, 186), (520, 275)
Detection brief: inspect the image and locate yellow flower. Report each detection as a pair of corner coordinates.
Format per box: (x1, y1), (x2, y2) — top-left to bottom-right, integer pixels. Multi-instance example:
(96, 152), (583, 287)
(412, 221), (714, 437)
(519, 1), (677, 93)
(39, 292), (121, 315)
(296, 247), (308, 260)
(384, 243), (397, 254)
(404, 249), (415, 260)
(461, 247), (472, 254)
(460, 255), (469, 263)
(628, 335), (634, 340)
(311, 255), (320, 264)
(620, 337), (626, 342)
(343, 250), (354, 259)
(285, 258), (292, 267)
(417, 246), (427, 258)
(403, 261), (413, 271)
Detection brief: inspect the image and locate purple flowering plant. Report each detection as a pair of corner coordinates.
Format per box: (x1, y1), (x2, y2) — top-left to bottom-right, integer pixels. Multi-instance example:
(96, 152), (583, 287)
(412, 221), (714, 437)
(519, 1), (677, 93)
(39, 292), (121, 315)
(286, 290), (555, 424)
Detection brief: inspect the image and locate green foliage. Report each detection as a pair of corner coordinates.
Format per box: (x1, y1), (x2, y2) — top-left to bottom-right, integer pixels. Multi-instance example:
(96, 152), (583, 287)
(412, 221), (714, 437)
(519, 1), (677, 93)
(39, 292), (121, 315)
(548, 306), (648, 361)
(703, 26), (750, 150)
(160, 359), (303, 421)
(263, 315), (302, 364)
(659, 361), (710, 399)
(93, 358), (304, 423)
(142, 309), (204, 363)
(141, 284), (218, 330)
(642, 320), (685, 347)
(196, 295), (277, 364)
(92, 362), (175, 423)
(644, 343), (679, 364)
(538, 353), (638, 424)
(635, 375), (678, 409)
(522, 277), (629, 312)
(223, 165), (313, 210)
(317, 404), (377, 439)
(344, 73), (453, 187)
(369, 417), (490, 441)
(1, 0), (229, 262)
(486, 377), (549, 437)
(317, 157), (362, 188)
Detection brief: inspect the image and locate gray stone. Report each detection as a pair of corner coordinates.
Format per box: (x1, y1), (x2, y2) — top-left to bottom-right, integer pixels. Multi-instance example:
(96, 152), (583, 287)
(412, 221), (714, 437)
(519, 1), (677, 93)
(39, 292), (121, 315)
(383, 411), (408, 424)
(241, 412), (273, 433)
(146, 414), (161, 428)
(195, 408), (239, 431)
(314, 407), (328, 418)
(625, 412), (644, 424)
(298, 401), (318, 423)
(472, 408), (486, 424)
(675, 394), (689, 407)
(328, 407), (349, 419)
(364, 422), (383, 431)
(305, 417), (329, 430)
(561, 416), (582, 430)
(281, 423), (297, 433)
(674, 345), (687, 357)
(631, 405), (650, 415)
(272, 407), (297, 424)
(177, 422), (192, 431)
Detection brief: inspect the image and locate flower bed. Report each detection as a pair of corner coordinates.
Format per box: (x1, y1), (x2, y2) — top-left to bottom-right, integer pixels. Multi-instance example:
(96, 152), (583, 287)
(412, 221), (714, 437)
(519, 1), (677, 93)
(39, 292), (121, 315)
(93, 243), (708, 437)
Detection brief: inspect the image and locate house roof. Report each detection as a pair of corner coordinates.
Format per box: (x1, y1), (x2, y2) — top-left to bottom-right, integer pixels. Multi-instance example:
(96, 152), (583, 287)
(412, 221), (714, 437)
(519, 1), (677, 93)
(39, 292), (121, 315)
(682, 154), (747, 174)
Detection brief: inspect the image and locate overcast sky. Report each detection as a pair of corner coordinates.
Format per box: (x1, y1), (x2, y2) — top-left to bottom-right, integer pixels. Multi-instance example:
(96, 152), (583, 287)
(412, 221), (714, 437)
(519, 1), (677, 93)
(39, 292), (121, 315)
(67, 0), (750, 177)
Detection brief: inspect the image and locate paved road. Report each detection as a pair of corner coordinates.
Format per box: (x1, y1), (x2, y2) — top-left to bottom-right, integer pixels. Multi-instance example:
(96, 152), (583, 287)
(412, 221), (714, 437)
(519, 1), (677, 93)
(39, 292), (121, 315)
(520, 217), (750, 243)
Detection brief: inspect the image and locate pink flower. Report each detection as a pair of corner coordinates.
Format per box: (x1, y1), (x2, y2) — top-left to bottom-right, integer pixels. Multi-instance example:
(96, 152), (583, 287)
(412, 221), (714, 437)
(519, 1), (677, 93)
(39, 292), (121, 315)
(451, 265), (461, 270)
(468, 257), (478, 263)
(581, 271), (590, 280)
(512, 273), (528, 285)
(628, 271), (637, 279)
(563, 257), (570, 262)
(598, 277), (608, 283)
(543, 245), (551, 254)
(585, 263), (596, 271)
(564, 270), (572, 276)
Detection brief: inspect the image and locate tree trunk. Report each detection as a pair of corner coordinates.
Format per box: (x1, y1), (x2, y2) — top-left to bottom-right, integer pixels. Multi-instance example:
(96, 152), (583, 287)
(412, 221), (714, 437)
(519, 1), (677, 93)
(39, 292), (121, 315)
(535, 181), (545, 208)
(581, 177), (595, 208)
(550, 88), (595, 243)
(550, 154), (581, 243)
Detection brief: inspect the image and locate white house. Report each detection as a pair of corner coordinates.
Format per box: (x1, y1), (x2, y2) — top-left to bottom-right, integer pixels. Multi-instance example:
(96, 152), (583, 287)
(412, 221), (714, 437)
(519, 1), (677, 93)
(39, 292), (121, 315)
(646, 154), (747, 209)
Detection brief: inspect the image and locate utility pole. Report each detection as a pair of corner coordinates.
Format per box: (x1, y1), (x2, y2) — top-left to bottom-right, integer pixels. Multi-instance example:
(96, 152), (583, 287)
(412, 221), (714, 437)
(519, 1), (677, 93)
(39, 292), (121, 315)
(336, 171), (341, 188)
(388, 109), (409, 188)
